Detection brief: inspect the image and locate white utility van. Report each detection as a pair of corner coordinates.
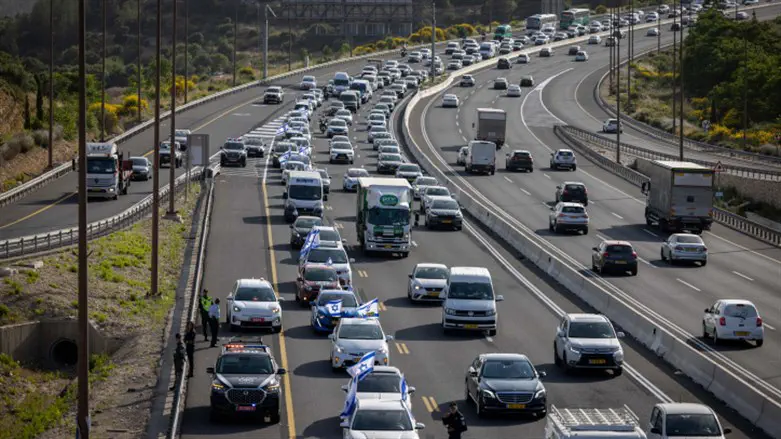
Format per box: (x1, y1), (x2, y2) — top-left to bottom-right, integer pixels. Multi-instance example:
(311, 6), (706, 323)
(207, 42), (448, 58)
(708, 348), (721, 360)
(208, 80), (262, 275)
(333, 72), (351, 95)
(479, 42), (496, 59)
(440, 267), (503, 336)
(465, 140), (496, 175)
(284, 170), (325, 222)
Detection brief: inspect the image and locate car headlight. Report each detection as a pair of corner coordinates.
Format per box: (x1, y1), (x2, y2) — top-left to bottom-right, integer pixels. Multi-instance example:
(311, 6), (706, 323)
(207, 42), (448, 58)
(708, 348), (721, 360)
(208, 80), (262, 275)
(334, 344), (345, 353)
(413, 284), (421, 290)
(211, 380), (227, 393)
(480, 389), (496, 399)
(455, 211), (463, 217)
(614, 350), (624, 362)
(265, 381), (280, 392)
(233, 306), (241, 313)
(445, 308), (457, 315)
(378, 345), (388, 354)
(534, 388), (546, 399)
(568, 345), (581, 355)
(271, 306), (281, 314)
(485, 308), (496, 316)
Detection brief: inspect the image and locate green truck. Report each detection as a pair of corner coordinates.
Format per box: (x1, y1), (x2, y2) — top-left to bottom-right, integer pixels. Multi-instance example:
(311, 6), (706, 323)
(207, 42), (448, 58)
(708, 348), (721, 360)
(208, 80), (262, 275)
(355, 177), (413, 257)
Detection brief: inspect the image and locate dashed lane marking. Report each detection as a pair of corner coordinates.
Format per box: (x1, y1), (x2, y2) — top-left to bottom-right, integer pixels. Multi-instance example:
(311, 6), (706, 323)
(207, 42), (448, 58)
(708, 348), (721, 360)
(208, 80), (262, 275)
(357, 270), (369, 278)
(676, 278), (701, 292)
(421, 396), (439, 413)
(520, 188), (531, 196)
(503, 176), (513, 183)
(394, 342), (410, 354)
(611, 212), (624, 220)
(732, 271), (754, 282)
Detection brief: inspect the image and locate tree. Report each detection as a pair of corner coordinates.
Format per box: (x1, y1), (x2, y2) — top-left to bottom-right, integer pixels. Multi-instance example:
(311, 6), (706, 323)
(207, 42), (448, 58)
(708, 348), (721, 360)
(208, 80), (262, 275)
(34, 73), (44, 122)
(23, 95), (31, 130)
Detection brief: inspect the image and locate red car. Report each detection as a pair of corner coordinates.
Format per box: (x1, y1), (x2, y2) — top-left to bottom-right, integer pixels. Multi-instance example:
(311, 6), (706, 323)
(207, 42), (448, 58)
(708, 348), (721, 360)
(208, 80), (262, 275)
(296, 264), (341, 304)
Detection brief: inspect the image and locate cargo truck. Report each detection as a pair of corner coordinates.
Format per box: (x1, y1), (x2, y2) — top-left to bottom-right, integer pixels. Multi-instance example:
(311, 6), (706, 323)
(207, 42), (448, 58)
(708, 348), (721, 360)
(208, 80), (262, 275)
(355, 177), (412, 257)
(85, 142), (133, 200)
(545, 406), (647, 439)
(640, 160), (714, 234)
(475, 108), (506, 148)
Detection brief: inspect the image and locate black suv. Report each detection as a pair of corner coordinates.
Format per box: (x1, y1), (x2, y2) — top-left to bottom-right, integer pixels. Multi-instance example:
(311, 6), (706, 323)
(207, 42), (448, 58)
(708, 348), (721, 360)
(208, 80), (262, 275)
(464, 353), (547, 417)
(505, 150), (534, 172)
(497, 58), (511, 69)
(207, 338), (287, 423)
(555, 182), (588, 205)
(220, 139), (248, 167)
(591, 240), (638, 276)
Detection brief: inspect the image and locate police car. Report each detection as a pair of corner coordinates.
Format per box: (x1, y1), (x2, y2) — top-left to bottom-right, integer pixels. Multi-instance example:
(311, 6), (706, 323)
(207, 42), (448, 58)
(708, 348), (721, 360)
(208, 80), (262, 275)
(206, 338), (286, 423)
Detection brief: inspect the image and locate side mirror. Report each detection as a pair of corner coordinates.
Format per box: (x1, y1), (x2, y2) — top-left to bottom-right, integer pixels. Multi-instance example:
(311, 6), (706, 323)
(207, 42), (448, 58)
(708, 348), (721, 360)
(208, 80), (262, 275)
(206, 367), (215, 374)
(226, 295), (234, 301)
(277, 368), (287, 375)
(724, 428), (732, 434)
(495, 295), (504, 302)
(385, 335), (394, 342)
(282, 192), (288, 199)
(415, 422), (426, 430)
(408, 386), (416, 395)
(556, 185), (561, 189)
(704, 308), (711, 313)
(408, 274), (413, 279)
(323, 194), (328, 201)
(289, 224), (294, 228)
(349, 258), (356, 263)
(341, 239), (347, 244)
(341, 384), (349, 392)
(650, 428), (661, 435)
(616, 331), (625, 338)
(556, 329), (565, 337)
(592, 247), (599, 252)
(472, 122), (475, 128)
(327, 333), (335, 340)
(340, 421), (350, 428)
(549, 207), (554, 211)
(538, 370), (547, 378)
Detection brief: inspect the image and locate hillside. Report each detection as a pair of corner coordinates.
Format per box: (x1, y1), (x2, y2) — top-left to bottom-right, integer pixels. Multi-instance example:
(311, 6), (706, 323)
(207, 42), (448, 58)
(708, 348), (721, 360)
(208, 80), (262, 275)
(0, 0), (33, 18)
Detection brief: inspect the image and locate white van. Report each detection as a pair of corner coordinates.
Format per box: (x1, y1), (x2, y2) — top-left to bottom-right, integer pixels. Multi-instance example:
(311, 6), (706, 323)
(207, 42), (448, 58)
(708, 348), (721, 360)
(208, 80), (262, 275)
(350, 79), (372, 103)
(284, 170), (325, 222)
(465, 140), (496, 175)
(479, 42), (496, 59)
(440, 267), (504, 336)
(333, 72), (351, 95)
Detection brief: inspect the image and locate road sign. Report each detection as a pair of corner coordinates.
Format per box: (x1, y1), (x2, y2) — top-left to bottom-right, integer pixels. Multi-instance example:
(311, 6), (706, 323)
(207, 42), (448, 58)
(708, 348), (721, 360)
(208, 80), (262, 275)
(713, 161), (724, 173)
(188, 134), (210, 167)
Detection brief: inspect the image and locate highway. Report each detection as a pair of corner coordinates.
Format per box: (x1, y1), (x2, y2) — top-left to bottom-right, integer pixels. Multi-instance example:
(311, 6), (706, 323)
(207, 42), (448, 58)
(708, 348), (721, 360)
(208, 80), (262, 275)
(179, 71), (767, 439)
(411, 5), (781, 421)
(0, 48), (422, 241)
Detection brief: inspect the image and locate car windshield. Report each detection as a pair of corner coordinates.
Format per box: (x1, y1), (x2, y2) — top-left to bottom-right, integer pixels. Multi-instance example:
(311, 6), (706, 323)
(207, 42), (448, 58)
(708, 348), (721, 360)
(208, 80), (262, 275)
(244, 137), (263, 145)
(356, 373), (402, 393)
(513, 152), (530, 158)
(234, 286), (276, 302)
(482, 360), (535, 379)
(380, 147), (399, 154)
(448, 281), (493, 300)
(315, 229), (341, 242)
(398, 165), (420, 173)
(303, 76), (315, 82)
(294, 217), (322, 229)
(351, 409), (413, 431)
(305, 268), (337, 282)
(561, 206), (584, 214)
(431, 199), (458, 210)
(723, 304), (758, 318)
(565, 184), (585, 192)
(415, 266), (448, 280)
(333, 142), (352, 150)
(568, 321), (616, 338)
(306, 248), (348, 264)
(131, 158), (148, 166)
(676, 235), (703, 244)
(347, 169), (370, 178)
(267, 87), (281, 93)
(381, 154), (402, 162)
(160, 142), (172, 151)
(606, 245), (633, 253)
(289, 184), (321, 200)
(317, 293), (358, 307)
(224, 142), (244, 150)
(330, 120), (346, 127)
(87, 158), (116, 174)
(665, 414), (721, 437)
(367, 207), (410, 226)
(285, 162), (305, 171)
(416, 177), (437, 186)
(175, 130), (188, 137)
(370, 114), (384, 120)
(339, 324), (383, 340)
(217, 354), (274, 375)
(371, 126), (386, 133)
(426, 188), (449, 197)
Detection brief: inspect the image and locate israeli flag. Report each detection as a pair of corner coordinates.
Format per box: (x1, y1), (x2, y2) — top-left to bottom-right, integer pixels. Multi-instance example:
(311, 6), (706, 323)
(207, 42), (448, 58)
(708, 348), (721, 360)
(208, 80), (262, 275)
(357, 298), (380, 317)
(275, 123), (288, 135)
(326, 257), (333, 266)
(400, 374), (409, 402)
(325, 299), (342, 317)
(299, 229), (320, 261)
(298, 145), (309, 155)
(347, 351), (376, 380)
(340, 375), (359, 418)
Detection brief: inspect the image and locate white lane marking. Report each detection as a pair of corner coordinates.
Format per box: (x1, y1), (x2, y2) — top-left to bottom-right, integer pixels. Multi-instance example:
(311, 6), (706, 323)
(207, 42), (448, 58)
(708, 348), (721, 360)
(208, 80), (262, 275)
(520, 187), (531, 196)
(732, 271), (754, 282)
(574, 62), (611, 125)
(536, 71), (572, 125)
(637, 257), (655, 267)
(597, 234), (608, 241)
(503, 176), (513, 183)
(484, 335), (494, 343)
(611, 212), (624, 220)
(643, 229), (659, 238)
(764, 323), (776, 331)
(543, 173), (551, 179)
(461, 136), (467, 142)
(455, 120), (459, 126)
(411, 240), (418, 248)
(676, 278), (701, 292)
(540, 202), (550, 208)
(458, 128), (463, 135)
(589, 200), (596, 205)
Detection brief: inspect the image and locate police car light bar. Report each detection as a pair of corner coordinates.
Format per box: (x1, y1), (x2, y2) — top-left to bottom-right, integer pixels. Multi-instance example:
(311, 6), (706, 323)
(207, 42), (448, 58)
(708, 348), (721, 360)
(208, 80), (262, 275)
(223, 344), (269, 352)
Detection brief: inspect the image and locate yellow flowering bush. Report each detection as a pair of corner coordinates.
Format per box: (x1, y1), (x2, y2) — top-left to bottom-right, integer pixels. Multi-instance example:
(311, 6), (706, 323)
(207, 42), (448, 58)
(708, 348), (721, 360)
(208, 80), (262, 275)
(706, 124), (733, 142)
(119, 95), (149, 116)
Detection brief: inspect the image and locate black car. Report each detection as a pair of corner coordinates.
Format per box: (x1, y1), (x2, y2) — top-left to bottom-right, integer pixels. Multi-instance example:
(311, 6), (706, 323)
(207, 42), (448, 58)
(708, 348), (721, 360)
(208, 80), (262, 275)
(520, 76), (534, 87)
(568, 45), (581, 56)
(465, 353), (547, 417)
(591, 240), (638, 276)
(497, 58), (511, 69)
(424, 197), (463, 230)
(289, 215), (324, 248)
(271, 143), (293, 168)
(207, 338), (287, 423)
(220, 140), (248, 167)
(243, 136), (265, 158)
(555, 182), (588, 205)
(505, 150), (533, 172)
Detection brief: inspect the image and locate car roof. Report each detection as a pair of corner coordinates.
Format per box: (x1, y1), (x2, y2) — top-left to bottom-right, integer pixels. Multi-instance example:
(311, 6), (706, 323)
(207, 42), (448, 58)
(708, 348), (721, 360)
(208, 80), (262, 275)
(415, 262), (448, 270)
(481, 353), (530, 362)
(339, 317), (382, 327)
(355, 399), (408, 411)
(311, 225), (338, 234)
(567, 313), (610, 323)
(601, 240), (633, 246)
(557, 202), (585, 208)
(303, 263), (337, 271)
(555, 149), (574, 153)
(719, 299), (757, 307)
(235, 278), (272, 288)
(511, 149), (530, 154)
(563, 181), (585, 186)
(657, 403), (715, 415)
(425, 186), (448, 192)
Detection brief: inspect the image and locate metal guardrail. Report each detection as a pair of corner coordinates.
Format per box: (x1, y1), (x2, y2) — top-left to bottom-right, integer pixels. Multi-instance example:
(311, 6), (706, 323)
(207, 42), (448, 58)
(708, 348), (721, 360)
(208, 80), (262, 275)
(0, 165), (213, 260)
(553, 125), (781, 247)
(561, 125), (781, 180)
(0, 39), (454, 209)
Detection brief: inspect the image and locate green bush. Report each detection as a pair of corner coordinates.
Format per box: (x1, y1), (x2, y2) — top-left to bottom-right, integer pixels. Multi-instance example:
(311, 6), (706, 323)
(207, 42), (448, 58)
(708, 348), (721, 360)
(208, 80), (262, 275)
(595, 5), (607, 14)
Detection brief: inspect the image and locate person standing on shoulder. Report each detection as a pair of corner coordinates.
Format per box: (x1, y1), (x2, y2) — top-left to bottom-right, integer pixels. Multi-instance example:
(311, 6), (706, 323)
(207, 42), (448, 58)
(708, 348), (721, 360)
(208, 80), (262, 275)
(199, 290), (212, 342)
(442, 402), (467, 439)
(208, 298), (221, 347)
(170, 333), (186, 391)
(184, 321), (196, 378)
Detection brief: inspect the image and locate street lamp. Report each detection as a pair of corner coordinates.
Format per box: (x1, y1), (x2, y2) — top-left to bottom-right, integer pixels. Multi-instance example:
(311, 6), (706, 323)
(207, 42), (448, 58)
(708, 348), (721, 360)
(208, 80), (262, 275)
(151, 0), (162, 298)
(184, 0), (189, 103)
(430, 0), (436, 78)
(48, 0), (54, 169)
(100, 0), (107, 142)
(137, 0), (143, 122)
(167, 0), (178, 217)
(264, 5), (277, 80)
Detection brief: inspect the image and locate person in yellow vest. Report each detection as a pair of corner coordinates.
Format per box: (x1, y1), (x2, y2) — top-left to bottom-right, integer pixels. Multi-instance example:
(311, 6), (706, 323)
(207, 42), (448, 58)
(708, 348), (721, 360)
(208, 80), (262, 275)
(199, 290), (212, 342)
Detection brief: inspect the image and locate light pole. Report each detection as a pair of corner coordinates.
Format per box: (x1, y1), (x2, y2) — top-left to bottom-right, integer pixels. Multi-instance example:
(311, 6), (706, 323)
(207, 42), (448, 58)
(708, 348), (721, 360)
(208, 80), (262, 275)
(678, 0), (685, 160)
(609, 6), (614, 93)
(152, 0), (162, 297)
(184, 0), (189, 103)
(430, 0), (436, 78)
(48, 0), (53, 169)
(264, 5), (277, 80)
(168, 0), (178, 216)
(76, 0), (90, 437)
(741, 21), (748, 151)
(671, 5), (677, 137)
(138, 0), (143, 122)
(657, 1), (661, 54)
(627, 0), (633, 110)
(233, 1), (238, 86)
(615, 25), (622, 164)
(100, 0), (107, 141)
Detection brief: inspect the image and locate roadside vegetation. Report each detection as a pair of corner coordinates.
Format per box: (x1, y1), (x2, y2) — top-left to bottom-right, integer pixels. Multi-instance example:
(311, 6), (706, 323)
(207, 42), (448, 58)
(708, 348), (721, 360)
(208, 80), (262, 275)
(603, 10), (781, 155)
(0, 183), (201, 438)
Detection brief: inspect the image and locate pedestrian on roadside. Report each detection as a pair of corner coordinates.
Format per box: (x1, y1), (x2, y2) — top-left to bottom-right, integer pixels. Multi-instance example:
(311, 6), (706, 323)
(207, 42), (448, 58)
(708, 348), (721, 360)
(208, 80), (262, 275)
(199, 289), (212, 341)
(208, 298), (221, 347)
(442, 402), (467, 439)
(170, 333), (186, 391)
(184, 321), (196, 378)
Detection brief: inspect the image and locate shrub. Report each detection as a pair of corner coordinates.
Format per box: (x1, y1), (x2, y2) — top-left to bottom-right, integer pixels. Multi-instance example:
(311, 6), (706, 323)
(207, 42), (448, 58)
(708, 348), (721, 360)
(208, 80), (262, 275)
(706, 124), (732, 142)
(120, 95), (149, 116)
(758, 144), (779, 156)
(238, 66), (255, 79)
(31, 129), (50, 147)
(88, 102), (121, 135)
(5, 133), (35, 155)
(353, 45), (375, 56)
(595, 4), (607, 14)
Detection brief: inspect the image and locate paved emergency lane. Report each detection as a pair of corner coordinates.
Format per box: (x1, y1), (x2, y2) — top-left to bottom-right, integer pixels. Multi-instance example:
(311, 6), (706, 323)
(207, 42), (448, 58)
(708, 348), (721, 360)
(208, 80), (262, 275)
(417, 11), (781, 411)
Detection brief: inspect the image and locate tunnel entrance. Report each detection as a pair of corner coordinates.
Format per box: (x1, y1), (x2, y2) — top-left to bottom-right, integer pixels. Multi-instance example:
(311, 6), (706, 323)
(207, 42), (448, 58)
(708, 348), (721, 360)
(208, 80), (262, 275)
(50, 339), (78, 367)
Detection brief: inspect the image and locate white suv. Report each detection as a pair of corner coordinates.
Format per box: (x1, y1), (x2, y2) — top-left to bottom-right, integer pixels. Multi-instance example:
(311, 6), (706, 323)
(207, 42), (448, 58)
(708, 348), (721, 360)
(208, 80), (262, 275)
(441, 267), (504, 336)
(340, 400), (425, 438)
(329, 318), (393, 371)
(225, 278), (284, 332)
(553, 313), (625, 376)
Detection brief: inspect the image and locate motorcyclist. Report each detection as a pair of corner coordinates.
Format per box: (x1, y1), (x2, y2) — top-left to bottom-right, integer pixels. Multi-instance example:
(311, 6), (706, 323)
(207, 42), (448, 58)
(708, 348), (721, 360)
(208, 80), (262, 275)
(401, 44), (407, 57)
(319, 117), (327, 134)
(321, 84), (329, 100)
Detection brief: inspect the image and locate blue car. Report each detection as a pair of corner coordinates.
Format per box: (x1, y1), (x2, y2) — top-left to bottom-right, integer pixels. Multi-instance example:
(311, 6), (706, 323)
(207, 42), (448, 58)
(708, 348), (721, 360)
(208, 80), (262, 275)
(310, 289), (360, 333)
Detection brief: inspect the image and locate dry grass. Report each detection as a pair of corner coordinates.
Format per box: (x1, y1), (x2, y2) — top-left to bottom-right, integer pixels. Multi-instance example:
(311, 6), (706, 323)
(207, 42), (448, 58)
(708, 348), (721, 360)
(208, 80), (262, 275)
(0, 183), (202, 439)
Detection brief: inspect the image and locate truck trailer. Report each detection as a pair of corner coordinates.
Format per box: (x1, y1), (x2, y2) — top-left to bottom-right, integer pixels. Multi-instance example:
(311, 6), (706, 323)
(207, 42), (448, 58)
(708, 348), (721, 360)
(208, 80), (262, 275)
(475, 108), (506, 148)
(85, 142), (133, 200)
(545, 406), (647, 439)
(355, 177), (412, 257)
(641, 160), (714, 234)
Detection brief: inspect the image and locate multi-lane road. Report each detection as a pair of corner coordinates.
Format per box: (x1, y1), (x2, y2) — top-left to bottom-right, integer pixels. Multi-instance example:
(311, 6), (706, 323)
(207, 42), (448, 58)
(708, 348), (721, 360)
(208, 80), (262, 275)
(179, 52), (771, 437)
(409, 3), (781, 426)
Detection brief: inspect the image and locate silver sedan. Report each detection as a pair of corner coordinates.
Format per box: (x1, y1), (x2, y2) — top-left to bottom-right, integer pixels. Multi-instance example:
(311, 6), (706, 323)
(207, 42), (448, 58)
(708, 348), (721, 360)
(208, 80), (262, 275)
(407, 263), (449, 302)
(660, 233), (708, 265)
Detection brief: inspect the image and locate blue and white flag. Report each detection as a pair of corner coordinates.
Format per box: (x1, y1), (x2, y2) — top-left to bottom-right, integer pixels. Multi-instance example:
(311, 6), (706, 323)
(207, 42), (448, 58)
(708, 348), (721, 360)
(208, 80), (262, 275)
(298, 145), (309, 155)
(325, 299), (342, 317)
(299, 229), (320, 261)
(400, 374), (409, 402)
(275, 124), (288, 135)
(340, 375), (359, 418)
(326, 257), (333, 266)
(347, 351), (376, 380)
(357, 298), (380, 317)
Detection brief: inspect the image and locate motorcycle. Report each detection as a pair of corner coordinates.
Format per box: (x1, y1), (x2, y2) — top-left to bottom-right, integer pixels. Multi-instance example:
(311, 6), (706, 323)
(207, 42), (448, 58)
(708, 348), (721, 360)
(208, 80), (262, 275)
(401, 48), (407, 57)
(319, 119), (327, 134)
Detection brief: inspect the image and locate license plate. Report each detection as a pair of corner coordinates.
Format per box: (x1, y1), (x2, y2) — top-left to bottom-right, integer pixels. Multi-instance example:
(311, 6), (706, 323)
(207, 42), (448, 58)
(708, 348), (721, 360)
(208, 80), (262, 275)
(384, 245), (392, 248)
(508, 404), (526, 409)
(236, 405), (256, 412)
(464, 324), (479, 329)
(427, 292), (440, 297)
(251, 318), (265, 322)
(734, 331), (750, 336)
(614, 261), (626, 264)
(442, 220), (452, 224)
(589, 359), (607, 365)
(88, 189), (102, 192)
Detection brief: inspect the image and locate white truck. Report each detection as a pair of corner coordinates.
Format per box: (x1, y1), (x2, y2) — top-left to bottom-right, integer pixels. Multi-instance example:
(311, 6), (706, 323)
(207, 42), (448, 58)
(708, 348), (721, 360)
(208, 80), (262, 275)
(545, 406), (647, 439)
(85, 142), (133, 200)
(355, 177), (412, 257)
(465, 140), (496, 175)
(475, 108), (506, 148)
(640, 160), (714, 234)
(283, 170), (325, 222)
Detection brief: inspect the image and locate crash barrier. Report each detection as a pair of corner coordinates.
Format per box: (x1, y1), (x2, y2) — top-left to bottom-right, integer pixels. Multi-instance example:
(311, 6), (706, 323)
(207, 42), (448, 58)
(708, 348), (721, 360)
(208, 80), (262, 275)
(0, 39), (455, 209)
(554, 125), (781, 247)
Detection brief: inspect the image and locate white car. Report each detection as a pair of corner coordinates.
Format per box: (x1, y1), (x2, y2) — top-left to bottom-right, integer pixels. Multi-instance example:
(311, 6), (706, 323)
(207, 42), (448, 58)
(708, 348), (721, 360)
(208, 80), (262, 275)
(299, 75), (316, 90)
(420, 186), (451, 213)
(367, 125), (387, 143)
(703, 300), (764, 346)
(340, 400), (425, 438)
(602, 118), (622, 133)
(456, 146), (468, 165)
(460, 75), (476, 87)
(225, 278), (284, 332)
(300, 247), (354, 285)
(412, 176), (438, 199)
(340, 366), (415, 413)
(575, 51), (589, 62)
(281, 161), (307, 185)
(330, 143), (355, 164)
(334, 109), (354, 125)
(647, 27), (660, 36)
(550, 148), (577, 170)
(447, 60), (462, 70)
(660, 233), (708, 265)
(554, 313), (625, 375)
(549, 202), (589, 234)
(588, 35), (602, 45)
(329, 317), (393, 370)
(647, 403), (733, 439)
(516, 53), (530, 64)
(506, 84), (522, 97)
(395, 163), (423, 182)
(343, 167), (369, 191)
(407, 263), (448, 302)
(442, 94), (459, 108)
(174, 129), (191, 148)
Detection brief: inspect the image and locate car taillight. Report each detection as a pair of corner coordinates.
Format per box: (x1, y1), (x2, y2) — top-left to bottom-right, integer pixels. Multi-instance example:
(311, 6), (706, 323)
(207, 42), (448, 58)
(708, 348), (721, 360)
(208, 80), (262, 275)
(702, 247), (707, 252)
(558, 213), (566, 218)
(631, 251), (637, 258)
(562, 190), (568, 195)
(757, 317), (763, 327)
(719, 317), (726, 326)
(602, 252), (609, 258)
